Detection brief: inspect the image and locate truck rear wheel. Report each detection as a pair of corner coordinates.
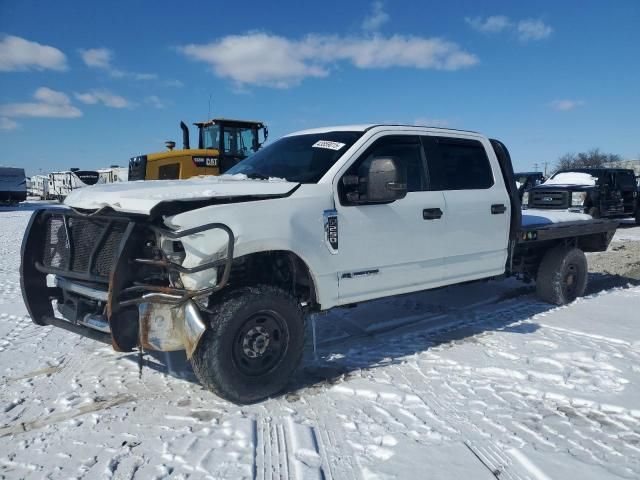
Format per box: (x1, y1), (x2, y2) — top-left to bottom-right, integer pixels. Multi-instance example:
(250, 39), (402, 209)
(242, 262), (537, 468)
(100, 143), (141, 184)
(536, 246), (588, 305)
(191, 285), (306, 404)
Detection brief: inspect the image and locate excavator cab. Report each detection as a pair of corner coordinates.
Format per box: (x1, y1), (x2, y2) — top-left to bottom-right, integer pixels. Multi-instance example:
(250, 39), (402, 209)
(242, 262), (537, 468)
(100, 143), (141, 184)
(129, 118), (268, 181)
(195, 119), (268, 173)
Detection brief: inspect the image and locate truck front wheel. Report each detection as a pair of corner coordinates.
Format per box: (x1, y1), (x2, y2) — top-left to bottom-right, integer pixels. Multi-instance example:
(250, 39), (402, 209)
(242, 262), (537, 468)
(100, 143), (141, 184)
(536, 246), (588, 305)
(191, 285), (306, 404)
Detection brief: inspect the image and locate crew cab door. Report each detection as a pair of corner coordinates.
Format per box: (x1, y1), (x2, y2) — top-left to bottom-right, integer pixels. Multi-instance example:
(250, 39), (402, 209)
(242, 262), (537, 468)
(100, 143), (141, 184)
(616, 171), (637, 214)
(335, 134), (445, 303)
(598, 172), (623, 215)
(422, 135), (510, 282)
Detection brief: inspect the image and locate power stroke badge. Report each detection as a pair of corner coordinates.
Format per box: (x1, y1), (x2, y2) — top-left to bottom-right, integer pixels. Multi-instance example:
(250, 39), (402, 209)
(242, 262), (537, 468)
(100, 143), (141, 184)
(323, 209), (338, 254)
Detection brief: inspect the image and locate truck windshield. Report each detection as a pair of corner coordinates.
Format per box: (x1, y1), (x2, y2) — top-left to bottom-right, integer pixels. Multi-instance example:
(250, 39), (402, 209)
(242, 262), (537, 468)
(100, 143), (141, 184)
(225, 131), (363, 183)
(202, 124), (258, 159)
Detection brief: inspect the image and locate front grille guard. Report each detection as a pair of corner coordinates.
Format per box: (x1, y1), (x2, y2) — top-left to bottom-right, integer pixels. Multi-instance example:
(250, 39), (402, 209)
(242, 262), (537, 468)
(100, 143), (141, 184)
(21, 208), (235, 331)
(33, 210), (130, 284)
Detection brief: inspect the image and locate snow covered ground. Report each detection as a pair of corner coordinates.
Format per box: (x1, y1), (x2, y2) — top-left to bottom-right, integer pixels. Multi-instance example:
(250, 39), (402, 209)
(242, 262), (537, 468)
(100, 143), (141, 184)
(1, 205), (640, 479)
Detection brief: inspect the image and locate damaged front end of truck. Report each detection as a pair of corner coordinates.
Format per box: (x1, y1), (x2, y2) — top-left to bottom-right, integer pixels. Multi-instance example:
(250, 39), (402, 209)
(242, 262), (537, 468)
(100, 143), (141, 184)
(20, 208), (233, 358)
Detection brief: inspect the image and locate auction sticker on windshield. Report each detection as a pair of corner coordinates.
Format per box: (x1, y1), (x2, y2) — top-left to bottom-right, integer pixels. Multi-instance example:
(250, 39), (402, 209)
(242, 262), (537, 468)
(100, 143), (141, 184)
(312, 140), (346, 151)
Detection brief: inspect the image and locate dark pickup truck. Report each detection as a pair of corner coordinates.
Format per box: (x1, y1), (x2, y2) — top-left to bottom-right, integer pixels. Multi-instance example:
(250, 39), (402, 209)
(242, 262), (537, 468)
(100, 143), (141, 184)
(523, 168), (640, 224)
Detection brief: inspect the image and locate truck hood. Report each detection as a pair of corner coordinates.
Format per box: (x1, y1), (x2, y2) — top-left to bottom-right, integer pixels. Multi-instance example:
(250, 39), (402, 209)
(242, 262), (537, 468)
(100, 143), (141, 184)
(64, 174), (299, 215)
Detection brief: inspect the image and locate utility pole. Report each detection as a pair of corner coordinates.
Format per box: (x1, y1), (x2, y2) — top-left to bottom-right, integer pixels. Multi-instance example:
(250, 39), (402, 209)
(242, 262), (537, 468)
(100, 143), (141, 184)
(533, 163), (539, 172)
(543, 161), (549, 177)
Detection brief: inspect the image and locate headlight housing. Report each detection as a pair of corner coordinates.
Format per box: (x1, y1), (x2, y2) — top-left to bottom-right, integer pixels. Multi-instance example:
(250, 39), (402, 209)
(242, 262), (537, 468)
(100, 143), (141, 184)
(160, 237), (186, 288)
(522, 191), (529, 206)
(571, 191), (587, 206)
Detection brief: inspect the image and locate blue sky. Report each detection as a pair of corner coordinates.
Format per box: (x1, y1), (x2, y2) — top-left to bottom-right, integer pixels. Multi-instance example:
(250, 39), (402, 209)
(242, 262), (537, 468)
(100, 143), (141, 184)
(1, 0), (639, 176)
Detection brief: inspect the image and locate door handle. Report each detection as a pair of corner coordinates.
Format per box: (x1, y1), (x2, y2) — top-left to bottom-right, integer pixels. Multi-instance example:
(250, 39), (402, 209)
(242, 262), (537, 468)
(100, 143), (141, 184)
(423, 208), (443, 220)
(491, 204), (507, 214)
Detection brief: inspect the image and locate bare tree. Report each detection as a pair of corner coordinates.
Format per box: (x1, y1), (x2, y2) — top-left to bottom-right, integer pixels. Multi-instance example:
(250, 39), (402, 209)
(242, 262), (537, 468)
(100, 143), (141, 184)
(556, 148), (622, 170)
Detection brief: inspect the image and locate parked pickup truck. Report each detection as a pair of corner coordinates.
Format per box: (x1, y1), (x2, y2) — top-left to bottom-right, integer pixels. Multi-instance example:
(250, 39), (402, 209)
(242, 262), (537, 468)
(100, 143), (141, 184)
(21, 125), (618, 403)
(523, 168), (640, 225)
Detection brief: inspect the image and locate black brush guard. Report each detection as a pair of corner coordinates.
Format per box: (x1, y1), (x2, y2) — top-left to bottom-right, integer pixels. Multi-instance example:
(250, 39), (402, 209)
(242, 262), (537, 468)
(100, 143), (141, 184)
(20, 208), (234, 351)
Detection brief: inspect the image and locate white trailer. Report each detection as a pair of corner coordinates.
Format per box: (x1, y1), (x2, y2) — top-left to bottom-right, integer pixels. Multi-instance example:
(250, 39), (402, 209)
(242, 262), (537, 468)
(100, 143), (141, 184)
(48, 170), (100, 201)
(30, 175), (49, 199)
(97, 166), (128, 184)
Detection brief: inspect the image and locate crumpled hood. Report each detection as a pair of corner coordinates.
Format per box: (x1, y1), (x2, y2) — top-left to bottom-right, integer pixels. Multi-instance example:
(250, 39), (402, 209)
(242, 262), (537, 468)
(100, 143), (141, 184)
(64, 174), (299, 215)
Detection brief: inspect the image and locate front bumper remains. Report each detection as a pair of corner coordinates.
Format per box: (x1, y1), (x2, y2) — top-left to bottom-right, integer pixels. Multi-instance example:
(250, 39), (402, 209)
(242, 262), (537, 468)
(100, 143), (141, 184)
(20, 208), (233, 357)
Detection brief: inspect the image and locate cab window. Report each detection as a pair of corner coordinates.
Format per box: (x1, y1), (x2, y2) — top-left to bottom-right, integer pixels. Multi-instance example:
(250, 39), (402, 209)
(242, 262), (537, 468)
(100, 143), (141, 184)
(343, 135), (426, 194)
(423, 136), (494, 190)
(616, 172), (636, 189)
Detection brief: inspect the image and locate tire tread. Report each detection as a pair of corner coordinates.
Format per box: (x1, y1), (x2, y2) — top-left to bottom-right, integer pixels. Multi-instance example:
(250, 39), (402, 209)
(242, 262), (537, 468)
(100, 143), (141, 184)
(536, 245), (588, 305)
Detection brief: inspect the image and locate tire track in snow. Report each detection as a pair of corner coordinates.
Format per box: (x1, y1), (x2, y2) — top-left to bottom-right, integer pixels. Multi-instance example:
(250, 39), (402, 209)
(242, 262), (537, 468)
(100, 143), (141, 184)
(255, 414), (344, 480)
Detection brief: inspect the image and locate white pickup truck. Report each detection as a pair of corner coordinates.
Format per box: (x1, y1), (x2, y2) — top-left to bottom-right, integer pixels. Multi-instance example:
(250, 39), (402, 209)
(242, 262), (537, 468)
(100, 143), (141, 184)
(20, 124), (618, 403)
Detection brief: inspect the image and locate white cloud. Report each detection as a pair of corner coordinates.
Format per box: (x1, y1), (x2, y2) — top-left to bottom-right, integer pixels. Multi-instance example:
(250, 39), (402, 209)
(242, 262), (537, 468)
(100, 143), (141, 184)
(133, 72), (158, 80)
(517, 19), (553, 41)
(179, 32), (478, 88)
(179, 34), (327, 88)
(79, 47), (112, 69)
(0, 87), (81, 118)
(466, 15), (552, 42)
(79, 47), (157, 80)
(74, 90), (131, 108)
(0, 117), (19, 131)
(362, 1), (390, 32)
(0, 35), (68, 72)
(413, 117), (450, 128)
(465, 15), (511, 33)
(163, 79), (184, 88)
(145, 95), (165, 109)
(548, 99), (585, 112)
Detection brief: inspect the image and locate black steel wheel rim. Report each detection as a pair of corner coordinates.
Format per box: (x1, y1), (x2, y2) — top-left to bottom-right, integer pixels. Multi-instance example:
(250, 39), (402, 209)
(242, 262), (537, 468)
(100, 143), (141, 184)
(562, 263), (578, 300)
(232, 310), (289, 377)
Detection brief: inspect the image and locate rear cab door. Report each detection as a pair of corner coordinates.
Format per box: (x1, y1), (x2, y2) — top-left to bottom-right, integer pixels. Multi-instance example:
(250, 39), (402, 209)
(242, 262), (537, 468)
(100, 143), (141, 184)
(615, 170), (637, 214)
(598, 171), (623, 215)
(421, 134), (511, 282)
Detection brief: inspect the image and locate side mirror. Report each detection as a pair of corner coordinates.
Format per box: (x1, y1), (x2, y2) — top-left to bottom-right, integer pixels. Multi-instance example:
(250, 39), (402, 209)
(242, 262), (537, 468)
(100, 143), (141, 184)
(343, 157), (407, 204)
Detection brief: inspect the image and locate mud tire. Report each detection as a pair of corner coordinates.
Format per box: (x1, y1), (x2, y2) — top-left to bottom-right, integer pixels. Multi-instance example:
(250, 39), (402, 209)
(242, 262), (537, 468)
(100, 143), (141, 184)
(536, 246), (588, 305)
(191, 285), (306, 404)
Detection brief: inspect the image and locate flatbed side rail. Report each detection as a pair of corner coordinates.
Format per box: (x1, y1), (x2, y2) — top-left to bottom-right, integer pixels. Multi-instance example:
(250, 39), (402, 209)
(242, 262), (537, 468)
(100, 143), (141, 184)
(518, 218), (618, 243)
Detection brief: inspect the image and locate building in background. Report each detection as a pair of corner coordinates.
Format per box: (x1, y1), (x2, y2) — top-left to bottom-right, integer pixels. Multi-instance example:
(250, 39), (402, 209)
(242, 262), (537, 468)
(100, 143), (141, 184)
(605, 159), (640, 175)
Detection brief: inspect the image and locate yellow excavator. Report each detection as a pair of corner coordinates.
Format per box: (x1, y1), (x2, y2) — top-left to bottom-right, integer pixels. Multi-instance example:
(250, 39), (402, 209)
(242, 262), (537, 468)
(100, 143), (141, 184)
(129, 118), (268, 181)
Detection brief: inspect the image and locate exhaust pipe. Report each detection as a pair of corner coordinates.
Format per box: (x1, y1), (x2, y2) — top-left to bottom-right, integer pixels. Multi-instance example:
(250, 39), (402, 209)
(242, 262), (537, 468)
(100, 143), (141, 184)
(180, 121), (190, 150)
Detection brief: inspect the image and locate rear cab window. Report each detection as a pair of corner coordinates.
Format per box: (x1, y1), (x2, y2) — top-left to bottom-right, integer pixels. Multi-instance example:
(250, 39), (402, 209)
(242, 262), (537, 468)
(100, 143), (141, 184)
(421, 136), (494, 190)
(617, 171), (636, 189)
